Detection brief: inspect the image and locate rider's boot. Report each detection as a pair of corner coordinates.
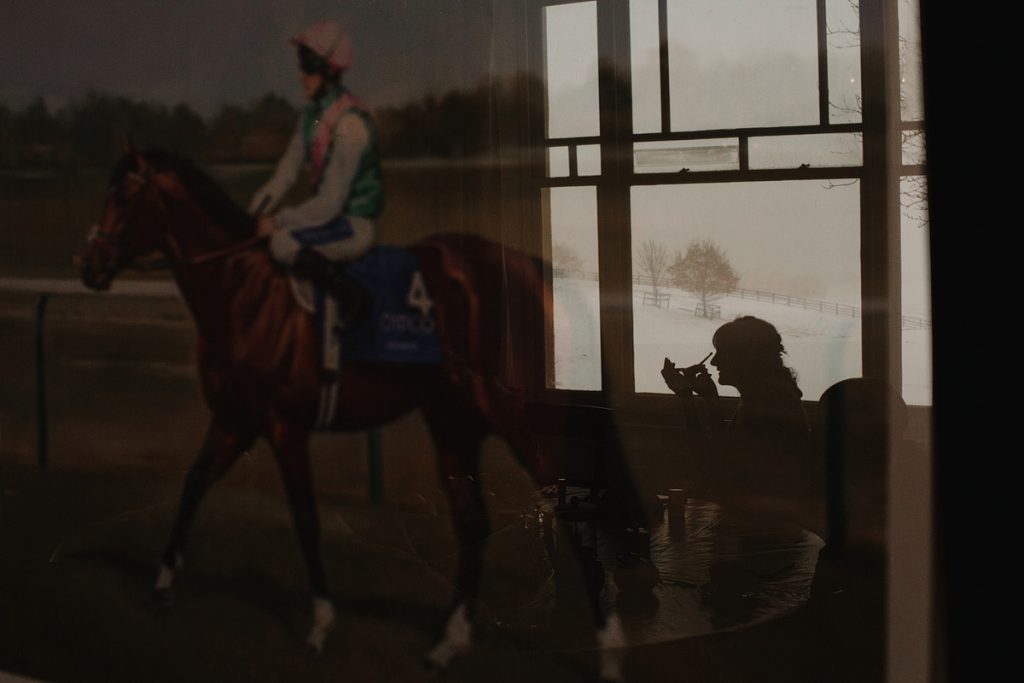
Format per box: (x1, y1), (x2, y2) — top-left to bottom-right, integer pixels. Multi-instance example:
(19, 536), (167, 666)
(291, 247), (372, 331)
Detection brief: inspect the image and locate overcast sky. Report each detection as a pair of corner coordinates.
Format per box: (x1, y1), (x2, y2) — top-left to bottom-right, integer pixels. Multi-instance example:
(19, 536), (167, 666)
(0, 0), (504, 115)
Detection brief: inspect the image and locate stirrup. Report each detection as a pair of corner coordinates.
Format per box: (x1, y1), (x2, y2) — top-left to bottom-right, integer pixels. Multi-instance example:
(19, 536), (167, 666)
(334, 287), (372, 331)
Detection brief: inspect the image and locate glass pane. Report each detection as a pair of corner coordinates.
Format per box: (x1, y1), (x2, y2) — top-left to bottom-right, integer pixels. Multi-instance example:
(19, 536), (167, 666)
(547, 146), (570, 177)
(545, 186), (602, 390)
(901, 175), (931, 405)
(902, 129), (926, 166)
(544, 2), (601, 139)
(666, 0), (819, 131)
(749, 133), (862, 169)
(577, 144), (602, 176)
(826, 0), (862, 124)
(634, 139), (739, 173)
(630, 0), (662, 133)
(631, 181), (861, 399)
(899, 0), (925, 121)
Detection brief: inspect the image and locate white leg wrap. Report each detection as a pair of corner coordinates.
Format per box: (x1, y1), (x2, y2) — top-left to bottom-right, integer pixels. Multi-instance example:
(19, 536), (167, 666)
(154, 553), (182, 591)
(597, 613), (626, 682)
(306, 596), (337, 654)
(425, 604), (473, 670)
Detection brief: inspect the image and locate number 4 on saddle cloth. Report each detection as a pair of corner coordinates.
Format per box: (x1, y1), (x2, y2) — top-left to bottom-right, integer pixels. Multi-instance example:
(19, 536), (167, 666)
(288, 245), (442, 428)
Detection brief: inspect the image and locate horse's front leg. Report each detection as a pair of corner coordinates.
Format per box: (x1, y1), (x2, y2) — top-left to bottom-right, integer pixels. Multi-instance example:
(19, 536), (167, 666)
(269, 419), (335, 654)
(155, 416), (254, 604)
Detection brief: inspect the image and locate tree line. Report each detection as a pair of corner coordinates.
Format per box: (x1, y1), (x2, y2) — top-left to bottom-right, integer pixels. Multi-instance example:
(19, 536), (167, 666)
(0, 72), (546, 170)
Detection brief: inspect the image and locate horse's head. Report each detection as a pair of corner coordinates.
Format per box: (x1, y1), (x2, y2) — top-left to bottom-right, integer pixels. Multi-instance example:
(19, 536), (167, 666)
(80, 143), (168, 290)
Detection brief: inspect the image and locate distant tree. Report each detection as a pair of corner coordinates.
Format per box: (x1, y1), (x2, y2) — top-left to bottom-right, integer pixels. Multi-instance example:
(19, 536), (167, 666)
(551, 242), (584, 278)
(636, 239), (669, 298)
(669, 239), (739, 318)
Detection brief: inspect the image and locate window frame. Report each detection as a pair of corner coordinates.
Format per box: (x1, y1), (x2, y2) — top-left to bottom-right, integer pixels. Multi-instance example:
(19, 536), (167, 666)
(527, 0), (922, 415)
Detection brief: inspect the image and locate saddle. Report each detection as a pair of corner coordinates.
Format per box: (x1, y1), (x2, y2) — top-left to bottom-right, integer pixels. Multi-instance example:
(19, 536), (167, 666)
(286, 245), (443, 428)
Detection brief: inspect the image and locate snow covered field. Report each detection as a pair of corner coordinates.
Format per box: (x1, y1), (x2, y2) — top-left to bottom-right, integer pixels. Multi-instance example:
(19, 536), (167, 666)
(552, 278), (932, 405)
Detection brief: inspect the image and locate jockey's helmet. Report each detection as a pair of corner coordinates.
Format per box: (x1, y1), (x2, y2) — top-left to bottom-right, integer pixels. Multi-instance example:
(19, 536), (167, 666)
(291, 20), (352, 76)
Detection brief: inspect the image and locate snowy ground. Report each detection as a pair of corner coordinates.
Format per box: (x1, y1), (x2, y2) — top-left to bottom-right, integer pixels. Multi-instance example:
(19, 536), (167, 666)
(552, 278), (932, 405)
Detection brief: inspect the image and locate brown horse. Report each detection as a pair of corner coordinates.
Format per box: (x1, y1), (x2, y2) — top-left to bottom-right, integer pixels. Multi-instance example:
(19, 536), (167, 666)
(80, 147), (645, 678)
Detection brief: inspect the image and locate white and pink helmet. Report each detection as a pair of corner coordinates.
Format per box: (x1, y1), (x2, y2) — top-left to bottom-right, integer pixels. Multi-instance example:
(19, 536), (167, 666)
(290, 20), (353, 73)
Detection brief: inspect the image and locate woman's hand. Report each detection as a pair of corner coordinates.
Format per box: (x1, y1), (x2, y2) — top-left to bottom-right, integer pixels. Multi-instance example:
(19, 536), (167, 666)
(662, 358), (694, 396)
(690, 366), (719, 401)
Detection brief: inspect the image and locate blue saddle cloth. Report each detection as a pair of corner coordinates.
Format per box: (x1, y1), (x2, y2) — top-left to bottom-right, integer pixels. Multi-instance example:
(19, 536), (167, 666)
(313, 245), (441, 365)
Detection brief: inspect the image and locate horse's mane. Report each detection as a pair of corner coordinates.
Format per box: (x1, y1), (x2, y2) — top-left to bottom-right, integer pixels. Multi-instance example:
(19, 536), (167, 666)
(138, 149), (256, 238)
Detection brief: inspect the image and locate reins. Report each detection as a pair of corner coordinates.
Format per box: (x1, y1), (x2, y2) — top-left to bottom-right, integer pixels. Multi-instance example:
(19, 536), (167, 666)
(181, 234), (269, 266)
(147, 168), (269, 268)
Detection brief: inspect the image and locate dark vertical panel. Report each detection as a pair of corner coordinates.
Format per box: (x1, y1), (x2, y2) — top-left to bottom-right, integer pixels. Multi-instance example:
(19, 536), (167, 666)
(658, 0), (671, 133)
(818, 0), (831, 125)
(859, 0), (901, 388)
(596, 0), (635, 398)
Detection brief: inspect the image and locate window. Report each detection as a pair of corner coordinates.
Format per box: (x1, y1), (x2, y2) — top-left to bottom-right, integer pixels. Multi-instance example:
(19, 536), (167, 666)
(535, 0), (929, 404)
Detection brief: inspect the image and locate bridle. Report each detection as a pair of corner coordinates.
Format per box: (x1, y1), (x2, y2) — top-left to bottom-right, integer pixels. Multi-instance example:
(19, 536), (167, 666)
(87, 168), (152, 269)
(91, 161), (267, 271)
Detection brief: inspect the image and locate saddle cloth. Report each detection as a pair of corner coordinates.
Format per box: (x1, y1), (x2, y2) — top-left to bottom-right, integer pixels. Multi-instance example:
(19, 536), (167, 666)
(287, 246), (443, 429)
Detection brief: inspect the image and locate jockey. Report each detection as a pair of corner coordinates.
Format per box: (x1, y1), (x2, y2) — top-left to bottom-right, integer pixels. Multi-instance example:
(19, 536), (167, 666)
(250, 19), (384, 328)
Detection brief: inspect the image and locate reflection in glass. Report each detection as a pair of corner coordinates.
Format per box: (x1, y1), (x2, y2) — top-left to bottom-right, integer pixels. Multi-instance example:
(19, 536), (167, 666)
(666, 0), (819, 131)
(634, 139), (739, 174)
(631, 181), (861, 398)
(547, 146), (570, 177)
(902, 129), (926, 166)
(577, 144), (602, 176)
(826, 0), (862, 124)
(630, 0), (662, 133)
(900, 176), (931, 405)
(748, 134), (862, 169)
(544, 186), (602, 390)
(898, 0), (925, 121)
(544, 2), (601, 139)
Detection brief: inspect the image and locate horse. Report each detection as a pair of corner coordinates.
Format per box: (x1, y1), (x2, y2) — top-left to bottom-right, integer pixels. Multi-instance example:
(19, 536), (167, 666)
(79, 145), (648, 680)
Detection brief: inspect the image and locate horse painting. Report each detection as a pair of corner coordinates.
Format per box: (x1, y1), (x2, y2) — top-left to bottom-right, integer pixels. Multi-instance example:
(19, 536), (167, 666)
(80, 146), (646, 680)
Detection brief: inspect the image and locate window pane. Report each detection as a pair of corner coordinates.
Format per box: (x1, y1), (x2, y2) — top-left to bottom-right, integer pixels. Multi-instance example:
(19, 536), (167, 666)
(544, 2), (601, 139)
(901, 175), (931, 405)
(631, 181), (861, 399)
(902, 129), (926, 166)
(630, 0), (662, 133)
(899, 0), (925, 121)
(666, 0), (819, 131)
(826, 0), (862, 124)
(749, 133), (862, 169)
(577, 144), (602, 176)
(634, 139), (739, 173)
(545, 186), (602, 390)
(547, 146), (570, 177)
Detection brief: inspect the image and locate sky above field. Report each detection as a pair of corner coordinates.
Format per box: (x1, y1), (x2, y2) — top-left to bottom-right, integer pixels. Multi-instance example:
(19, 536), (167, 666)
(0, 0), (930, 317)
(0, 0), (503, 114)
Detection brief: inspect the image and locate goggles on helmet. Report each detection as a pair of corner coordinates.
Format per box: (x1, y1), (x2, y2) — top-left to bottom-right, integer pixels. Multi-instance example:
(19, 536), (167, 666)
(298, 45), (329, 75)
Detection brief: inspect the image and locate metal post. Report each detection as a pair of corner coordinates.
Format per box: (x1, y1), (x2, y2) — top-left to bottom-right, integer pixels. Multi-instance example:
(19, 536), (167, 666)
(35, 294), (50, 470)
(367, 428), (383, 507)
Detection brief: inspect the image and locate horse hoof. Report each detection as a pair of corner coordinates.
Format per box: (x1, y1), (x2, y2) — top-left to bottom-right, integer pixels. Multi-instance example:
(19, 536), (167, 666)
(422, 655), (445, 673)
(150, 588), (173, 614)
(424, 603), (472, 672)
(305, 597), (336, 655)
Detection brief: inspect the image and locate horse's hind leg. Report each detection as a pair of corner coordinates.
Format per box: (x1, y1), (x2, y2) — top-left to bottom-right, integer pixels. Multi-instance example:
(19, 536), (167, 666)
(155, 417), (254, 603)
(421, 404), (488, 671)
(268, 420), (334, 654)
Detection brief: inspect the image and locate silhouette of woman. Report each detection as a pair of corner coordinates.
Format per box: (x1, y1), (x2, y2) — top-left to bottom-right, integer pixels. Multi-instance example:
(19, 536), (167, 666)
(662, 315), (808, 436)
